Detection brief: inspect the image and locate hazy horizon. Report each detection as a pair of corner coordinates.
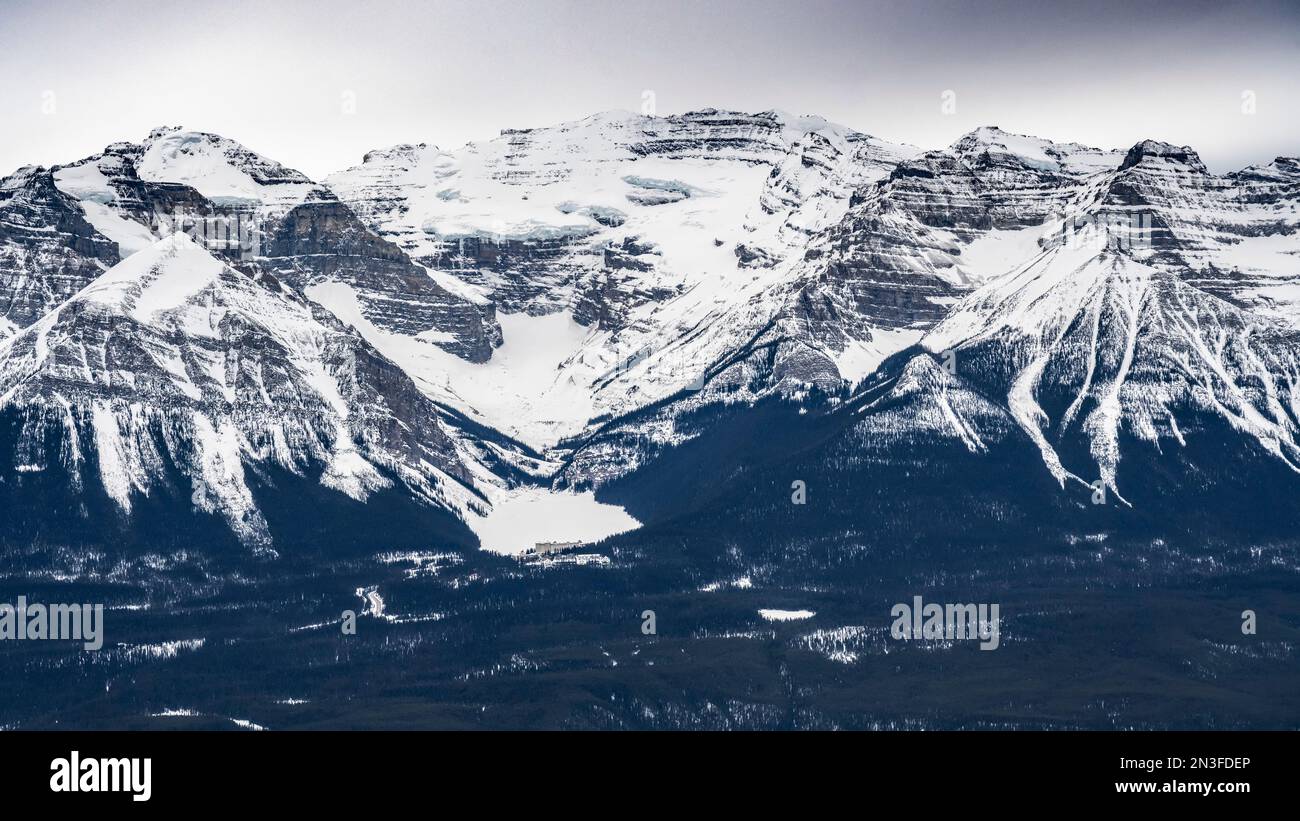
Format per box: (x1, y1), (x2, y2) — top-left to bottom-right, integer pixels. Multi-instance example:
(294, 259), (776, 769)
(1, 0), (1296, 179)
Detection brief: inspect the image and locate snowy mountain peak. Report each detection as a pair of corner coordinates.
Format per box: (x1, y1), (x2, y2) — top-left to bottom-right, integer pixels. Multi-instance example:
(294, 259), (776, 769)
(0, 232), (488, 548)
(950, 125), (1122, 176)
(76, 230), (224, 318)
(361, 143), (435, 165)
(135, 128), (319, 211)
(1233, 155), (1300, 182)
(1118, 139), (1207, 173)
(146, 125), (184, 141)
(1, 165), (43, 189)
(324, 108), (920, 446)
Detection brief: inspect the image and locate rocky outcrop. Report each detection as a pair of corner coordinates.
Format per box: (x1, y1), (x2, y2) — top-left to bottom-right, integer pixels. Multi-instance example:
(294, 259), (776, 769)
(0, 166), (119, 334)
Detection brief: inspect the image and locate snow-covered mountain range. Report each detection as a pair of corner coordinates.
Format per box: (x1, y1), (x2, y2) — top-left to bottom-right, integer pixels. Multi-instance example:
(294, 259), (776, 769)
(1, 110), (1297, 555)
(324, 109), (919, 448)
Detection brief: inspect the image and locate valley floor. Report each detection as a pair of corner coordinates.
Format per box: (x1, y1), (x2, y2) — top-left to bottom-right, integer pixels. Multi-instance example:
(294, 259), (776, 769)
(2, 528), (1296, 730)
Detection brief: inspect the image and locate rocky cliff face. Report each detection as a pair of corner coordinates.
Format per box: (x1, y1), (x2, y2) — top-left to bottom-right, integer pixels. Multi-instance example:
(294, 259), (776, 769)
(773, 127), (1125, 354)
(1097, 142), (1300, 328)
(0, 166), (120, 337)
(325, 109), (918, 447)
(328, 110), (916, 314)
(0, 234), (489, 552)
(47, 128), (502, 362)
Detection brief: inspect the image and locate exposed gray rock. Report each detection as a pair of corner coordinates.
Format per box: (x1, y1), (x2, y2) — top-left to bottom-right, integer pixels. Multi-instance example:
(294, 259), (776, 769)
(0, 166), (119, 334)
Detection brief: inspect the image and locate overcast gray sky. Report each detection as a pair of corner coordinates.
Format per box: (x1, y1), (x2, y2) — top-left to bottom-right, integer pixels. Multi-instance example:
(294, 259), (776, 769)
(1, 0), (1296, 178)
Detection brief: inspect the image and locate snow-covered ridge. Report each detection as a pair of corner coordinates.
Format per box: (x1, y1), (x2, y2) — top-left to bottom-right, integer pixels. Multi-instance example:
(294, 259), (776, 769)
(322, 108), (920, 447)
(912, 225), (1300, 499)
(951, 125), (1124, 176)
(0, 233), (487, 547)
(558, 129), (1300, 493)
(136, 127), (319, 212)
(35, 127), (504, 364)
(326, 107), (916, 265)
